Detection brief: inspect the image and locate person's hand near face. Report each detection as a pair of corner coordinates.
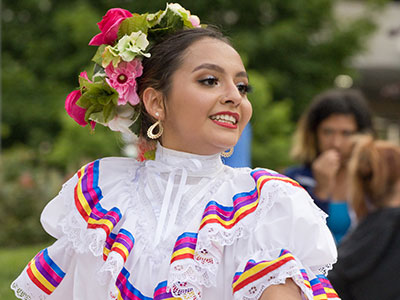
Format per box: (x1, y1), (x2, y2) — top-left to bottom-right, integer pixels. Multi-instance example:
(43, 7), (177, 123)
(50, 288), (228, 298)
(312, 149), (341, 199)
(312, 114), (357, 201)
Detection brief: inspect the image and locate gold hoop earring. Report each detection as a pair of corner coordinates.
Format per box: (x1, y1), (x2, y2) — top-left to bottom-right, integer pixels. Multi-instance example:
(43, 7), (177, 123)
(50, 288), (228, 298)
(147, 120), (163, 139)
(221, 147), (234, 158)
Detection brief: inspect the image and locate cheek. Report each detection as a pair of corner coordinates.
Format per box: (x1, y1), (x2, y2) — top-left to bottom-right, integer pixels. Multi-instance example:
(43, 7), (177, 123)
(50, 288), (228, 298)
(317, 134), (330, 151)
(341, 140), (354, 155)
(241, 101), (253, 127)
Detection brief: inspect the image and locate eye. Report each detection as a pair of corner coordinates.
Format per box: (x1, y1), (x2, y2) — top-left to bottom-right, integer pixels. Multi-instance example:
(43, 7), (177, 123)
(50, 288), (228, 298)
(236, 82), (253, 95)
(342, 130), (355, 137)
(198, 76), (219, 86)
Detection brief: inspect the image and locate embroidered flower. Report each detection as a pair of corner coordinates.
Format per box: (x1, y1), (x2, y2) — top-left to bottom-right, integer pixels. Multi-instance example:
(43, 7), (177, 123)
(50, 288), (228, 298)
(105, 60), (143, 106)
(65, 72), (96, 129)
(89, 8), (133, 46)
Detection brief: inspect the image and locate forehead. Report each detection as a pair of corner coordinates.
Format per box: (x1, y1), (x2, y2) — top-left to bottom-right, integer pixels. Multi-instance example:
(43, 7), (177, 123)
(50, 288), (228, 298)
(319, 114), (357, 130)
(179, 38), (244, 71)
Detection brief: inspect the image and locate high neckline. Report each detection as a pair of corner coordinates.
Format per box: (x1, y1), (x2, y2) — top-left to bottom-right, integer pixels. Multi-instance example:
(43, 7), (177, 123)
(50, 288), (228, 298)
(152, 142), (225, 177)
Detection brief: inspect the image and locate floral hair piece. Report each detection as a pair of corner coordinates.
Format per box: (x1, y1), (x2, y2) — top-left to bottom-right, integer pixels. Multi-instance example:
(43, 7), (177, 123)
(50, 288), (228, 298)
(65, 3), (201, 135)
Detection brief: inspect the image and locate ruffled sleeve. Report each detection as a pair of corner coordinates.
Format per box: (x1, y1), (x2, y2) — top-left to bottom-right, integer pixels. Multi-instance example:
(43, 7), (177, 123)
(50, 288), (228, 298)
(11, 157), (140, 300)
(231, 169), (339, 300)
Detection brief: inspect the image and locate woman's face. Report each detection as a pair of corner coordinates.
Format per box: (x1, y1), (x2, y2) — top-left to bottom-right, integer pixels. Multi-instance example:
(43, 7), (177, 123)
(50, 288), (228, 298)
(317, 114), (357, 165)
(160, 38), (252, 155)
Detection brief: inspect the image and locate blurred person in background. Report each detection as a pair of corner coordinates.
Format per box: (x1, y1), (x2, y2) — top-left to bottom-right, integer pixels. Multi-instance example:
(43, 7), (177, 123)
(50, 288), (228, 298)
(328, 135), (400, 300)
(285, 89), (374, 244)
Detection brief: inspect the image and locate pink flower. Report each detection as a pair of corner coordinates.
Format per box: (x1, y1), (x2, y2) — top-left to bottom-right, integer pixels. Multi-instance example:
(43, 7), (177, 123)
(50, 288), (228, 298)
(65, 72), (95, 129)
(105, 60), (143, 106)
(189, 15), (201, 28)
(89, 8), (133, 46)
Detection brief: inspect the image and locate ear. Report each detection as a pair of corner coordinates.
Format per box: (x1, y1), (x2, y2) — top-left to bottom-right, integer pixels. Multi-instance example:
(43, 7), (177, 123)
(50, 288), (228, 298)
(142, 87), (165, 120)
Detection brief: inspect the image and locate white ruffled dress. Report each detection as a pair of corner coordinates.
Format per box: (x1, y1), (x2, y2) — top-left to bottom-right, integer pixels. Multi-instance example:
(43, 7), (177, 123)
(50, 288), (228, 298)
(12, 144), (340, 300)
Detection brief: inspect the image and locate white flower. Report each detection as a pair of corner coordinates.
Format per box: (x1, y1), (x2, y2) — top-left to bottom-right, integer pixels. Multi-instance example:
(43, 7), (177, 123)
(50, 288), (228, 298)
(107, 105), (136, 133)
(167, 3), (190, 18)
(116, 31), (150, 62)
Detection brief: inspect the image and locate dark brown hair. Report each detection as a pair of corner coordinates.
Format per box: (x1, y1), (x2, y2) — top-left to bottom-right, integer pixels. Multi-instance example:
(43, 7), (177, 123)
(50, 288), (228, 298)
(136, 27), (231, 139)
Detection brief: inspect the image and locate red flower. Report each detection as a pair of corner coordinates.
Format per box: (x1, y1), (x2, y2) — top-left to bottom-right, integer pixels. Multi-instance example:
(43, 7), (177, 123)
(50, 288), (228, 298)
(65, 72), (95, 129)
(89, 8), (133, 46)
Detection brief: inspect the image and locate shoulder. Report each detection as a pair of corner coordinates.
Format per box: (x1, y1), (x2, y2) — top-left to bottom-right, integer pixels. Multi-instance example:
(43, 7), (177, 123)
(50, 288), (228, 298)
(284, 165), (312, 178)
(74, 156), (141, 187)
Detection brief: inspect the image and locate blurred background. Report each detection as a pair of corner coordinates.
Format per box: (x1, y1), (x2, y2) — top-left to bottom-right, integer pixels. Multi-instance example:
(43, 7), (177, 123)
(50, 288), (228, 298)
(1, 0), (400, 297)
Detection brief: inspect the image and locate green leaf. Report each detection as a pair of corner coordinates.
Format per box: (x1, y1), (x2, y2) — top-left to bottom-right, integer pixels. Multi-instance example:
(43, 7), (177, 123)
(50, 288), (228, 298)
(76, 93), (91, 108)
(91, 45), (106, 65)
(129, 109), (141, 136)
(103, 102), (116, 123)
(92, 64), (106, 82)
(160, 10), (183, 30)
(84, 105), (97, 123)
(147, 10), (164, 27)
(118, 14), (149, 39)
(88, 111), (107, 125)
(144, 149), (155, 160)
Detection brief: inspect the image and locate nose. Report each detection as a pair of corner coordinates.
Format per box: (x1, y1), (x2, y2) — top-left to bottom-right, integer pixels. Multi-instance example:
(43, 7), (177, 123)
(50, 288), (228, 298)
(331, 133), (344, 149)
(222, 82), (243, 106)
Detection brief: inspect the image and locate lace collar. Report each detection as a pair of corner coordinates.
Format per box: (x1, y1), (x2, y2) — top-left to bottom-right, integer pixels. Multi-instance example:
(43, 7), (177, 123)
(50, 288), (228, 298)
(151, 143), (225, 177)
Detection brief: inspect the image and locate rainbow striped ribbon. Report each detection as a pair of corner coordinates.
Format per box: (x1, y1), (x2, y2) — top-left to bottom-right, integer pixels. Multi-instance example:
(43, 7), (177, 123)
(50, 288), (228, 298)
(104, 228), (135, 262)
(301, 270), (339, 300)
(232, 249), (339, 299)
(116, 270), (180, 299)
(153, 281), (178, 300)
(200, 169), (302, 230)
(26, 249), (66, 295)
(74, 160), (122, 236)
(170, 232), (198, 264)
(232, 249), (296, 293)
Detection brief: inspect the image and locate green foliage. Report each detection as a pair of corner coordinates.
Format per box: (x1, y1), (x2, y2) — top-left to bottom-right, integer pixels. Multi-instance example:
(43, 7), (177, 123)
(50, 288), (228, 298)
(0, 147), (61, 247)
(119, 14), (151, 38)
(47, 115), (123, 172)
(249, 71), (294, 170)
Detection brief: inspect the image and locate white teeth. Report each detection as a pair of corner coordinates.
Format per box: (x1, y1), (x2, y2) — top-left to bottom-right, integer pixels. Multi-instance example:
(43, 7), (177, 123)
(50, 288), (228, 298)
(210, 114), (237, 124)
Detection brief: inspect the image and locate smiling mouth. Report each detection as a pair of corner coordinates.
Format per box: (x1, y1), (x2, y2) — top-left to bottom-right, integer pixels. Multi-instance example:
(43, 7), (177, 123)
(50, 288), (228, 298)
(209, 114), (238, 125)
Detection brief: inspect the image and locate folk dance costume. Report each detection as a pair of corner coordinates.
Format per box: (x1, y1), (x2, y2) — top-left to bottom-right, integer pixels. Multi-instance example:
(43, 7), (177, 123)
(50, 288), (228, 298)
(12, 144), (339, 300)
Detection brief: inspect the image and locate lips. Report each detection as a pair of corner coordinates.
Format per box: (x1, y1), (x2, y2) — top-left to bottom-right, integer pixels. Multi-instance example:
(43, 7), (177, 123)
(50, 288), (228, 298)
(210, 112), (239, 129)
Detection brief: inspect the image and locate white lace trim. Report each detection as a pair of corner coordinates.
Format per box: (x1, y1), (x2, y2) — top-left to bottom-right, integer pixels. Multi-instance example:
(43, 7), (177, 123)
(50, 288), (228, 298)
(58, 210), (106, 257)
(11, 275), (47, 300)
(311, 263), (334, 277)
(233, 263), (314, 300)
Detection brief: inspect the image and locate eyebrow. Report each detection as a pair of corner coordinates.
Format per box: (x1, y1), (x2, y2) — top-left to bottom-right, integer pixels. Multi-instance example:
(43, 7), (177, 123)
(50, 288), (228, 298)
(192, 63), (248, 78)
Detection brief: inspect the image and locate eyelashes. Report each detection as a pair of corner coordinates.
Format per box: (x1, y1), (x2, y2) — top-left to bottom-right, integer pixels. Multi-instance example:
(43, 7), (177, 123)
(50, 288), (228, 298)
(237, 83), (253, 95)
(198, 76), (219, 87)
(198, 76), (252, 95)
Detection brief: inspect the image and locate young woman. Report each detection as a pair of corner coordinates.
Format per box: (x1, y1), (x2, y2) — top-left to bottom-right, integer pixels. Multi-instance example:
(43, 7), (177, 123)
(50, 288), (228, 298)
(285, 89), (373, 243)
(11, 4), (339, 300)
(328, 135), (400, 299)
